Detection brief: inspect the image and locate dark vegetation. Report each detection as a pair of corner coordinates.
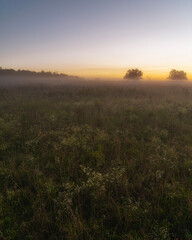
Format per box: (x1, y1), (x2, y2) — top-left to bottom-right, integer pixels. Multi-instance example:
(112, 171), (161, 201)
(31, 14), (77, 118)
(124, 69), (143, 80)
(0, 68), (82, 86)
(168, 69), (188, 80)
(1, 82), (192, 239)
(0, 67), (80, 79)
(123, 68), (188, 81)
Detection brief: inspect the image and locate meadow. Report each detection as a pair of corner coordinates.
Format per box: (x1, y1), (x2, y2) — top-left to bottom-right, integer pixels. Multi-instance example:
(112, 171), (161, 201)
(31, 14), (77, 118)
(1, 82), (192, 239)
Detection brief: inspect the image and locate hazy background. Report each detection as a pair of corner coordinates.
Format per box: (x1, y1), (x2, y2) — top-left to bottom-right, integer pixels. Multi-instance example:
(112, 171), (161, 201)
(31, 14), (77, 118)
(1, 0), (192, 80)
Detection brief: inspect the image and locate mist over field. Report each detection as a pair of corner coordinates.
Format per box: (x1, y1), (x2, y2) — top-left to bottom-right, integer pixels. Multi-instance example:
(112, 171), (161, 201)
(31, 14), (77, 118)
(1, 75), (192, 87)
(0, 76), (81, 86)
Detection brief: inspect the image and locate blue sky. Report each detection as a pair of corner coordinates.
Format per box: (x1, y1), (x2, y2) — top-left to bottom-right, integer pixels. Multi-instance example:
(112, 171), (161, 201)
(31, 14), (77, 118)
(1, 0), (192, 79)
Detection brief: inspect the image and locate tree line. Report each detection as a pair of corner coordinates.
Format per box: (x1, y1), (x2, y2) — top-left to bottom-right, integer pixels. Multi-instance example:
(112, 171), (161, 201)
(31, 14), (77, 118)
(124, 69), (188, 80)
(0, 67), (79, 79)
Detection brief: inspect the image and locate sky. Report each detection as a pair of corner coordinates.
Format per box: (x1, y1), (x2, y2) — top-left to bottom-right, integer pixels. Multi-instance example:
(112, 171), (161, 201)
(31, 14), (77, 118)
(0, 0), (192, 79)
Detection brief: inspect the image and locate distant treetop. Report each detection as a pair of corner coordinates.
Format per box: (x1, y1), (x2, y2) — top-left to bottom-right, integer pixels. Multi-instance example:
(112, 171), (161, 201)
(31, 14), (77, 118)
(124, 68), (143, 80)
(168, 69), (188, 80)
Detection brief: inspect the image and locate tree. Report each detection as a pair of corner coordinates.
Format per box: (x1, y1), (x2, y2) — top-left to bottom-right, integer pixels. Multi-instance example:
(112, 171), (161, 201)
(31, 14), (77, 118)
(168, 69), (187, 80)
(124, 68), (143, 80)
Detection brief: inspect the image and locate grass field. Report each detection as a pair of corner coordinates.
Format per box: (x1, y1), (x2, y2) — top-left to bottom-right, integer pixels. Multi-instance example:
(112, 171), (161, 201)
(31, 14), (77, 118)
(1, 82), (192, 239)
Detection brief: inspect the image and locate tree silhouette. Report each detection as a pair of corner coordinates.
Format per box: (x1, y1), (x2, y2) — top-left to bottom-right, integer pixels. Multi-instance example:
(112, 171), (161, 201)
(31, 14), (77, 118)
(168, 69), (187, 80)
(0, 67), (69, 78)
(124, 68), (143, 80)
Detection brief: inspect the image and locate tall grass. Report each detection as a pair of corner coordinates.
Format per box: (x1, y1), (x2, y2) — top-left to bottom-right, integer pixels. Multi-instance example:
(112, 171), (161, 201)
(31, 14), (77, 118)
(0, 84), (192, 239)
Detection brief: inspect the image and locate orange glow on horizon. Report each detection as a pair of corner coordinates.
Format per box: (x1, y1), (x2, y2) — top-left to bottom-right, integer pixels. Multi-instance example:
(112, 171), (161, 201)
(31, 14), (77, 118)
(2, 64), (192, 81)
(55, 67), (192, 81)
